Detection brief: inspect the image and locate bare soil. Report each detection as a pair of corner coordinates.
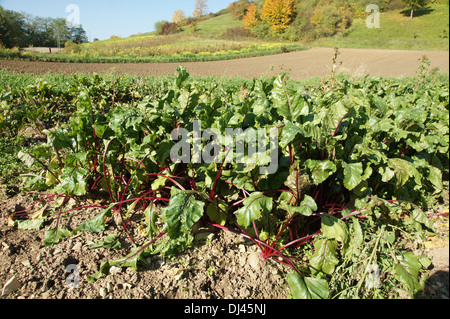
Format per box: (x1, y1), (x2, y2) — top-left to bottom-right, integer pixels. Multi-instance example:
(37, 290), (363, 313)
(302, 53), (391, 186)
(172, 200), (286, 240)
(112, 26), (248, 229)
(0, 192), (290, 299)
(1, 47), (449, 79)
(0, 189), (447, 300)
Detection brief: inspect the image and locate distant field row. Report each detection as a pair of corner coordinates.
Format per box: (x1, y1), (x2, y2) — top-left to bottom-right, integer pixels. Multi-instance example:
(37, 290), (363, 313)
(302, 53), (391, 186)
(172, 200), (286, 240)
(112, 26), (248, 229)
(0, 36), (306, 63)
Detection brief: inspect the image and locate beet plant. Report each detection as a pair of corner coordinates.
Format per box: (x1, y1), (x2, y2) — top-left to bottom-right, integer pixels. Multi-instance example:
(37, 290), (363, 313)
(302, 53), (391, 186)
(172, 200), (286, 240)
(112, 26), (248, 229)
(9, 67), (449, 298)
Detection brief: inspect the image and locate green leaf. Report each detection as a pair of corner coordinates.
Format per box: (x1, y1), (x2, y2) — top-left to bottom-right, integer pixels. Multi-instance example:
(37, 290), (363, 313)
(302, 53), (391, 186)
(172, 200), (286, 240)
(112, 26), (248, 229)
(343, 217), (364, 258)
(342, 162), (364, 191)
(143, 204), (160, 238)
(54, 167), (89, 196)
(175, 66), (189, 88)
(428, 166), (443, 192)
(310, 239), (340, 275)
(17, 151), (36, 168)
(284, 163), (309, 200)
(298, 195), (318, 216)
(162, 188), (205, 239)
(305, 160), (336, 185)
(287, 272), (329, 299)
(411, 207), (433, 229)
(151, 174), (168, 191)
(43, 228), (76, 246)
(88, 234), (122, 250)
(109, 245), (148, 270)
(271, 75), (310, 122)
(44, 127), (76, 151)
(323, 101), (349, 137)
(321, 214), (348, 244)
(206, 201), (228, 226)
(86, 261), (110, 283)
(394, 252), (423, 296)
(87, 245), (148, 282)
(235, 192), (273, 228)
(280, 122), (310, 148)
(388, 158), (411, 187)
(92, 123), (109, 138)
(76, 204), (113, 233)
(155, 140), (175, 165)
(271, 74), (292, 120)
(278, 193), (317, 217)
(380, 165), (395, 183)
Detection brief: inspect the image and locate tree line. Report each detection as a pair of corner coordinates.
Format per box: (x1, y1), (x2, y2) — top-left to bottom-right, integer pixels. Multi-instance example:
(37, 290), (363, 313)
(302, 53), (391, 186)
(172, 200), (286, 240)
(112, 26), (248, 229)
(237, 0), (434, 41)
(162, 0), (438, 41)
(0, 6), (88, 49)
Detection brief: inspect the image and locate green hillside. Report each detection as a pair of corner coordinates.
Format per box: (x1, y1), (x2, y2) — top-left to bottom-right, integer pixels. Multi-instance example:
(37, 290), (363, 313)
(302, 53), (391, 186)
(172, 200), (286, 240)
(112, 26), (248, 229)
(195, 13), (243, 35)
(314, 4), (449, 50)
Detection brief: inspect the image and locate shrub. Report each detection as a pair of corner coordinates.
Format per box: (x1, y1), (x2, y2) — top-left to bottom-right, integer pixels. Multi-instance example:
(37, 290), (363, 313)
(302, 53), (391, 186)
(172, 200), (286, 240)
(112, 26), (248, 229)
(154, 20), (169, 35)
(222, 27), (255, 39)
(161, 22), (181, 35)
(311, 1), (352, 38)
(64, 40), (82, 54)
(228, 0), (251, 20)
(252, 20), (273, 39)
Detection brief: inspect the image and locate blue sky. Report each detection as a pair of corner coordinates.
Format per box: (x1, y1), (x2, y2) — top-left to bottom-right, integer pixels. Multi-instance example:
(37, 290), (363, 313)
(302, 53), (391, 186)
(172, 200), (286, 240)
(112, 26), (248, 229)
(0, 0), (232, 40)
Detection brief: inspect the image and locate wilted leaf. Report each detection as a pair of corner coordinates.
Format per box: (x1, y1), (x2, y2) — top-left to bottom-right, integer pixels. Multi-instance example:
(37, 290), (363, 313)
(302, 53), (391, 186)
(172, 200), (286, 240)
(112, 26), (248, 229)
(43, 228), (76, 246)
(76, 204), (113, 233)
(16, 218), (45, 231)
(88, 234), (122, 250)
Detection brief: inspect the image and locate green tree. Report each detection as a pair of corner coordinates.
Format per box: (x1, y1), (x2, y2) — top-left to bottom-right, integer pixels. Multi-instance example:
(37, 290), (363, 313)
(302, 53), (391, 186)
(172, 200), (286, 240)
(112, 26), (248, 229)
(70, 26), (88, 44)
(50, 18), (72, 48)
(154, 20), (169, 35)
(402, 0), (430, 20)
(1, 6), (88, 48)
(0, 6), (27, 48)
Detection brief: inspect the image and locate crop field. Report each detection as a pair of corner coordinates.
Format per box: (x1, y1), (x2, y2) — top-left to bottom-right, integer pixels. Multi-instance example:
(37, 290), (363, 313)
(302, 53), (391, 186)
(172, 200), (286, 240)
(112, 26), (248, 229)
(0, 54), (448, 300)
(0, 34), (305, 64)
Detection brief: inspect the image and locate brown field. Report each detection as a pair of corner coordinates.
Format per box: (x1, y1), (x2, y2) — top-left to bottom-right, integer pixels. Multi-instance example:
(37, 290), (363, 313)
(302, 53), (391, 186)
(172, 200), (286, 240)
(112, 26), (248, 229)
(1, 47), (449, 79)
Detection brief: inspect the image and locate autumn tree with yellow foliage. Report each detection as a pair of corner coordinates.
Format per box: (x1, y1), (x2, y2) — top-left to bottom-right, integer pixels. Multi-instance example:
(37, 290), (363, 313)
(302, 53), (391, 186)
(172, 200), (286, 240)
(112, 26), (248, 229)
(172, 10), (186, 24)
(242, 2), (259, 31)
(261, 0), (296, 33)
(193, 0), (209, 17)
